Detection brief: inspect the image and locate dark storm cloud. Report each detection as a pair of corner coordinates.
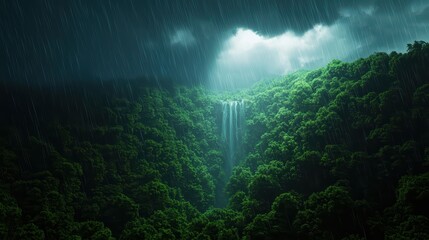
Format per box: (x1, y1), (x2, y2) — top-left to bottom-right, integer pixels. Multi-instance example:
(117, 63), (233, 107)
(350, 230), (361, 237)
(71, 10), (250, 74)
(327, 0), (429, 66)
(0, 0), (428, 86)
(417, 7), (429, 21)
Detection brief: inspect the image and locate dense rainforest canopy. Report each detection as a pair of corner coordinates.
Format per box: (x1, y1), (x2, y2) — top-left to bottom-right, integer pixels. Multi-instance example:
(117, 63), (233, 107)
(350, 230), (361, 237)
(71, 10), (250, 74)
(1, 41), (429, 239)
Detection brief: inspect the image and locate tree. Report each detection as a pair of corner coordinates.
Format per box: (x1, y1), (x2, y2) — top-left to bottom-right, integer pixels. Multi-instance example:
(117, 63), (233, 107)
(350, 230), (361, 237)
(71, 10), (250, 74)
(14, 223), (45, 240)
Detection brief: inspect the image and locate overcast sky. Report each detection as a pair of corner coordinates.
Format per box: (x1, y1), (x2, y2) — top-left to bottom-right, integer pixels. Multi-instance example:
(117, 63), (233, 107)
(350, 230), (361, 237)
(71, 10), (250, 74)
(1, 0), (429, 89)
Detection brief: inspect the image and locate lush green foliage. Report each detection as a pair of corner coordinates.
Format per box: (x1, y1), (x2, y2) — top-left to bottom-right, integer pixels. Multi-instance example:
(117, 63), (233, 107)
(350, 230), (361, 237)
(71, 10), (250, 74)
(0, 83), (223, 239)
(1, 41), (429, 239)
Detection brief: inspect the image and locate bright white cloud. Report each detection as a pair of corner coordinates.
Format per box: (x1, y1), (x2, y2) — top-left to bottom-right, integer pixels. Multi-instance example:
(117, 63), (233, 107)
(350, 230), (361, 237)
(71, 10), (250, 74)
(170, 29), (196, 47)
(209, 1), (429, 91)
(209, 24), (353, 90)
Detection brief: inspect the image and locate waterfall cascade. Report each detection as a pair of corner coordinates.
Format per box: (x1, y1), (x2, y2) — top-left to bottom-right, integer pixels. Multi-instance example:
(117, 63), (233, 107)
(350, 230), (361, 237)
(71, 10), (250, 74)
(216, 100), (246, 207)
(221, 100), (246, 177)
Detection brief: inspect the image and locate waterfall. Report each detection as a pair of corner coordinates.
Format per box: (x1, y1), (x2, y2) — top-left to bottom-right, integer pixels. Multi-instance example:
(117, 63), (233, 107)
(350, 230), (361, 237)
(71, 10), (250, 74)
(216, 100), (245, 207)
(221, 100), (245, 180)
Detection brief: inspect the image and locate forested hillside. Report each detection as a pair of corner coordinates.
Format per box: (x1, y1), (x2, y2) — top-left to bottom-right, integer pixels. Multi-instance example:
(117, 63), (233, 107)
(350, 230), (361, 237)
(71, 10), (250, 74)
(1, 41), (429, 239)
(233, 41), (429, 239)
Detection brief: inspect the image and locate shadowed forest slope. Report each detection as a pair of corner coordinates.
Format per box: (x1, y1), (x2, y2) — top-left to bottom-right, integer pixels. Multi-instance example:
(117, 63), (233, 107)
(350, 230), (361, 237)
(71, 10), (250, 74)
(1, 41), (429, 239)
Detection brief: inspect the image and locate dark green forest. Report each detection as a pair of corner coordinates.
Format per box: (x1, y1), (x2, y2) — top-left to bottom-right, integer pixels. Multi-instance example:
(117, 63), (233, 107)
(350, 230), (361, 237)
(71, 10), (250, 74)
(1, 41), (429, 239)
